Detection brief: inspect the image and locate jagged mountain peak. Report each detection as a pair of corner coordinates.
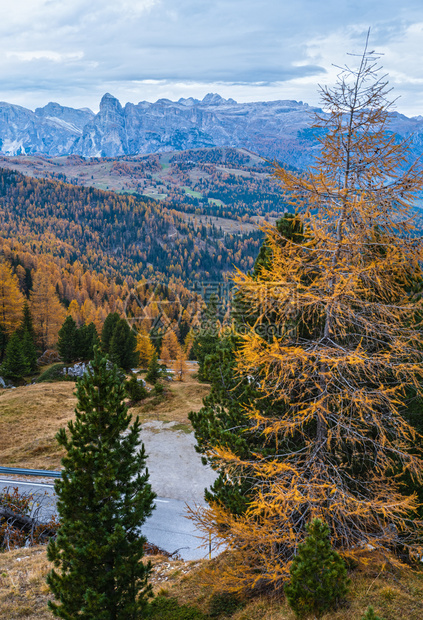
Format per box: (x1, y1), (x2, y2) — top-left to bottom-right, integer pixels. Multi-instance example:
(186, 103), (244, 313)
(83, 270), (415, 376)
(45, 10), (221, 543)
(201, 93), (234, 105)
(0, 93), (421, 168)
(178, 96), (200, 106)
(99, 93), (123, 112)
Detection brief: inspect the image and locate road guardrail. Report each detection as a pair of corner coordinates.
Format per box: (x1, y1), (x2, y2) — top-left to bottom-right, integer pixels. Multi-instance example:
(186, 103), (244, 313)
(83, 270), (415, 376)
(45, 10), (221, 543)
(0, 466), (62, 478)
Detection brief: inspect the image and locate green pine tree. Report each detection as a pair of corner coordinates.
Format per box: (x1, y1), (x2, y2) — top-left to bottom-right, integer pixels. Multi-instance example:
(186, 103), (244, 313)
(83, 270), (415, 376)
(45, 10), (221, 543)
(101, 312), (121, 354)
(1, 332), (30, 380)
(77, 322), (99, 360)
(285, 519), (350, 619)
(145, 351), (161, 385)
(190, 334), (284, 515)
(22, 329), (38, 372)
(109, 319), (138, 371)
(192, 294), (221, 382)
(0, 324), (8, 363)
(16, 301), (38, 371)
(253, 212), (304, 275)
(361, 606), (385, 620)
(47, 347), (156, 620)
(18, 301), (36, 342)
(57, 316), (79, 364)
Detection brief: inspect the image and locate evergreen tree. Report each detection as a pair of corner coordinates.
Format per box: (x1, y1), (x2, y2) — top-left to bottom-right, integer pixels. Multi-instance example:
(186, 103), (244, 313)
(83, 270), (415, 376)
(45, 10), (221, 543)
(77, 322), (99, 360)
(0, 324), (7, 363)
(101, 312), (120, 354)
(190, 334), (274, 515)
(1, 332), (30, 379)
(47, 348), (156, 619)
(109, 319), (138, 371)
(22, 329), (38, 372)
(285, 519), (350, 619)
(145, 351), (161, 385)
(18, 301), (36, 342)
(252, 212), (304, 275)
(57, 316), (78, 364)
(17, 302), (38, 371)
(361, 607), (385, 620)
(192, 295), (221, 381)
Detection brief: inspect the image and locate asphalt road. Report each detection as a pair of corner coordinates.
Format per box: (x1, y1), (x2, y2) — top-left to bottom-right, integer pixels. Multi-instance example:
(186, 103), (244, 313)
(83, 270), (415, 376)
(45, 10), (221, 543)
(0, 478), (213, 561)
(0, 420), (219, 560)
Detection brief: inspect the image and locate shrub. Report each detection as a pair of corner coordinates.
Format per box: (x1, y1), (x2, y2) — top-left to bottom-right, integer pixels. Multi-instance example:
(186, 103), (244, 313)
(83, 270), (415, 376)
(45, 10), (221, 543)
(126, 375), (148, 402)
(208, 591), (244, 617)
(36, 363), (68, 383)
(0, 486), (59, 550)
(361, 605), (385, 620)
(285, 518), (350, 619)
(146, 595), (206, 619)
(153, 382), (164, 396)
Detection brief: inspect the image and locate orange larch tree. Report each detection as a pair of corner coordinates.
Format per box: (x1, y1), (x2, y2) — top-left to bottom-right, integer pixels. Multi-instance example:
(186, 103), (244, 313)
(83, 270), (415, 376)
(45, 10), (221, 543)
(192, 44), (423, 593)
(0, 261), (24, 335)
(136, 329), (157, 369)
(161, 329), (181, 360)
(31, 268), (66, 351)
(172, 346), (188, 381)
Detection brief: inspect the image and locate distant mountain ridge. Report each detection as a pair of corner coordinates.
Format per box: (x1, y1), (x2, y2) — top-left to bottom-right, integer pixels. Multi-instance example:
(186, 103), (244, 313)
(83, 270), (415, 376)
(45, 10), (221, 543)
(1, 93), (423, 169)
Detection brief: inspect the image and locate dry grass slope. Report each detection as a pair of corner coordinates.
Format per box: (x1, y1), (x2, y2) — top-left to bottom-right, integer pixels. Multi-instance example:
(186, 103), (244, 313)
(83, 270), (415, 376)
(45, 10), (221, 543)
(0, 545), (204, 620)
(1, 546), (423, 619)
(134, 374), (210, 429)
(0, 383), (77, 470)
(0, 376), (209, 469)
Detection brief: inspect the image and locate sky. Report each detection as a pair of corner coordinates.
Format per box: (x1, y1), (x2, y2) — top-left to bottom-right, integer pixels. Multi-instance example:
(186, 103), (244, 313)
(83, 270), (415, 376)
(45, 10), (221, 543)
(1, 0), (423, 116)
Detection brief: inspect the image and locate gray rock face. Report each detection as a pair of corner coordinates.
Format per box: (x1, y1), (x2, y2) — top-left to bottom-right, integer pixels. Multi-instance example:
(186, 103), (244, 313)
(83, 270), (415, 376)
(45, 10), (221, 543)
(0, 92), (422, 168)
(75, 93), (128, 157)
(34, 102), (94, 131)
(0, 101), (94, 156)
(62, 362), (90, 378)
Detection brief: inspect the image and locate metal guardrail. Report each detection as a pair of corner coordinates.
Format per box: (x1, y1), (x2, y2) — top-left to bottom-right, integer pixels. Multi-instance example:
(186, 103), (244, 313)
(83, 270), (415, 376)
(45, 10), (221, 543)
(0, 466), (62, 478)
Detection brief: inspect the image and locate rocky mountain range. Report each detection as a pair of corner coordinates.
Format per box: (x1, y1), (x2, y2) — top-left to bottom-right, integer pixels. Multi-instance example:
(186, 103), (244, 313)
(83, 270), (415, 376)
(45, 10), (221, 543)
(1, 93), (423, 169)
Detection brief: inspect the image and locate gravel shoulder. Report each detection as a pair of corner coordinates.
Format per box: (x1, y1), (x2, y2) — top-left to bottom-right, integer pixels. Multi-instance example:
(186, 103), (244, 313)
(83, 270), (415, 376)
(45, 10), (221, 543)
(140, 421), (217, 503)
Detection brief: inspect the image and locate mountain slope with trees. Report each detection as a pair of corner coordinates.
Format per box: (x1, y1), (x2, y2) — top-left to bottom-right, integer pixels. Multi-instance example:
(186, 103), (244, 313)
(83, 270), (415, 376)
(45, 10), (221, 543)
(0, 168), (262, 283)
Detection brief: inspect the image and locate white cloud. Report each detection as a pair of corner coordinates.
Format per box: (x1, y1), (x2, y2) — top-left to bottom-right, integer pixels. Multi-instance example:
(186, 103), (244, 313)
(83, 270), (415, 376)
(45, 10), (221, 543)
(6, 50), (84, 63)
(1, 1), (423, 115)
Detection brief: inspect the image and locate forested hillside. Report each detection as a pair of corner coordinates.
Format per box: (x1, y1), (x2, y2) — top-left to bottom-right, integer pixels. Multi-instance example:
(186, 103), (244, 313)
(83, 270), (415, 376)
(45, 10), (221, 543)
(0, 168), (263, 283)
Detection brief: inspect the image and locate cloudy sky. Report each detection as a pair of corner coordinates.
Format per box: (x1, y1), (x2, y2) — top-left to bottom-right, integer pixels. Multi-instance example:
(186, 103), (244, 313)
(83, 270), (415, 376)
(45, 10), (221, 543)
(1, 0), (423, 116)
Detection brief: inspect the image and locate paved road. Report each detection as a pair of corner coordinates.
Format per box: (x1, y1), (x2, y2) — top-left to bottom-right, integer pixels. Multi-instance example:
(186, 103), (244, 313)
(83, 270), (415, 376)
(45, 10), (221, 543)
(0, 420), (219, 560)
(0, 478), (213, 561)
